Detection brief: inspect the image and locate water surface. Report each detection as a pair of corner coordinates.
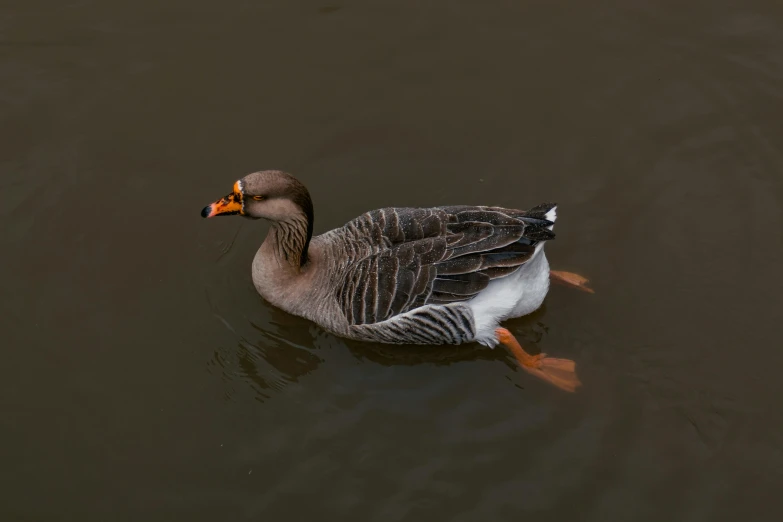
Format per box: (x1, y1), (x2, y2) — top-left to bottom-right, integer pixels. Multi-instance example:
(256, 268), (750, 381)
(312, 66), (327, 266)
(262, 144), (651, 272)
(2, 1), (783, 520)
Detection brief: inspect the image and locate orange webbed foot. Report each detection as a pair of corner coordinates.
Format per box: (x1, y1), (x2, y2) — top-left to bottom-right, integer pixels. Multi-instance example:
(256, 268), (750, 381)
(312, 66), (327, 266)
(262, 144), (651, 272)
(550, 270), (594, 294)
(496, 327), (582, 392)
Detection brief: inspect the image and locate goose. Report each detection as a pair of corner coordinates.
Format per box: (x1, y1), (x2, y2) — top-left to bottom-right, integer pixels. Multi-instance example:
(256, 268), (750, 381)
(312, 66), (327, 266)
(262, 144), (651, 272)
(201, 171), (592, 392)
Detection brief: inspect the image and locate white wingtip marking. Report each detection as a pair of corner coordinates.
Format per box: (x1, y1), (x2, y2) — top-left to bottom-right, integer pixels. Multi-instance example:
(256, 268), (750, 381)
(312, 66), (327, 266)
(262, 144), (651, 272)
(545, 206), (557, 230)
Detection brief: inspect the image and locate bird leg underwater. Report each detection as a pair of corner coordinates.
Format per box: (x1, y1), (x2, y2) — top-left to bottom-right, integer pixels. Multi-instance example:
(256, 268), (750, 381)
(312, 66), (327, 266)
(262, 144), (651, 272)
(550, 270), (594, 293)
(496, 327), (582, 392)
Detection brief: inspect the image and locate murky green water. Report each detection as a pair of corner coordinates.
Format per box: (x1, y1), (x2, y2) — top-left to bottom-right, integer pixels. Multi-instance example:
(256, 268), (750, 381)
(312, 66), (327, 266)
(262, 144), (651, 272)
(2, 1), (783, 520)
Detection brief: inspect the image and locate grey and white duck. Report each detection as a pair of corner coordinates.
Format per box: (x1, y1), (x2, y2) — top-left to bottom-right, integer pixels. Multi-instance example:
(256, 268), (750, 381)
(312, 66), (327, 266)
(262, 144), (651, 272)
(201, 170), (592, 392)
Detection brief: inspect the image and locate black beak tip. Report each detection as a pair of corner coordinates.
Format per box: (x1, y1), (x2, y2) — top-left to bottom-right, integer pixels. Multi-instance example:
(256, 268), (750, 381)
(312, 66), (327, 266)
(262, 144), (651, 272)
(201, 205), (212, 218)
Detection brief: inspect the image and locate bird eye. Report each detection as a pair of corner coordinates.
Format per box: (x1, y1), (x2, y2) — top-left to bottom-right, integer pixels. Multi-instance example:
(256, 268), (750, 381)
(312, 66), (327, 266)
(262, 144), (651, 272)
(252, 195), (264, 201)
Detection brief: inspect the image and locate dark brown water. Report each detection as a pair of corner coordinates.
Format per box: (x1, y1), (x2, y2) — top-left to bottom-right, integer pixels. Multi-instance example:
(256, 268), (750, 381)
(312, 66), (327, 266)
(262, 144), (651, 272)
(3, 1), (783, 520)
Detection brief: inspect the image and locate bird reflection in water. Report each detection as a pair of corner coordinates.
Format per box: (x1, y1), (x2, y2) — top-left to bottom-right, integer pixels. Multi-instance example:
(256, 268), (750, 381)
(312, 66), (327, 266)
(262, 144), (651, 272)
(210, 306), (554, 402)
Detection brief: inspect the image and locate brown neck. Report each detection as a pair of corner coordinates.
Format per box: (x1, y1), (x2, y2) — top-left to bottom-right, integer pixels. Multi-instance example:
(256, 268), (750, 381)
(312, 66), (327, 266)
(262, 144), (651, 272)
(267, 214), (312, 270)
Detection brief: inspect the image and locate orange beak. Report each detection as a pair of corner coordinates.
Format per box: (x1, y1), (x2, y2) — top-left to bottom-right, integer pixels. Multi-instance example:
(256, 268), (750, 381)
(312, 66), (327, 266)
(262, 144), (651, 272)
(201, 182), (244, 218)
